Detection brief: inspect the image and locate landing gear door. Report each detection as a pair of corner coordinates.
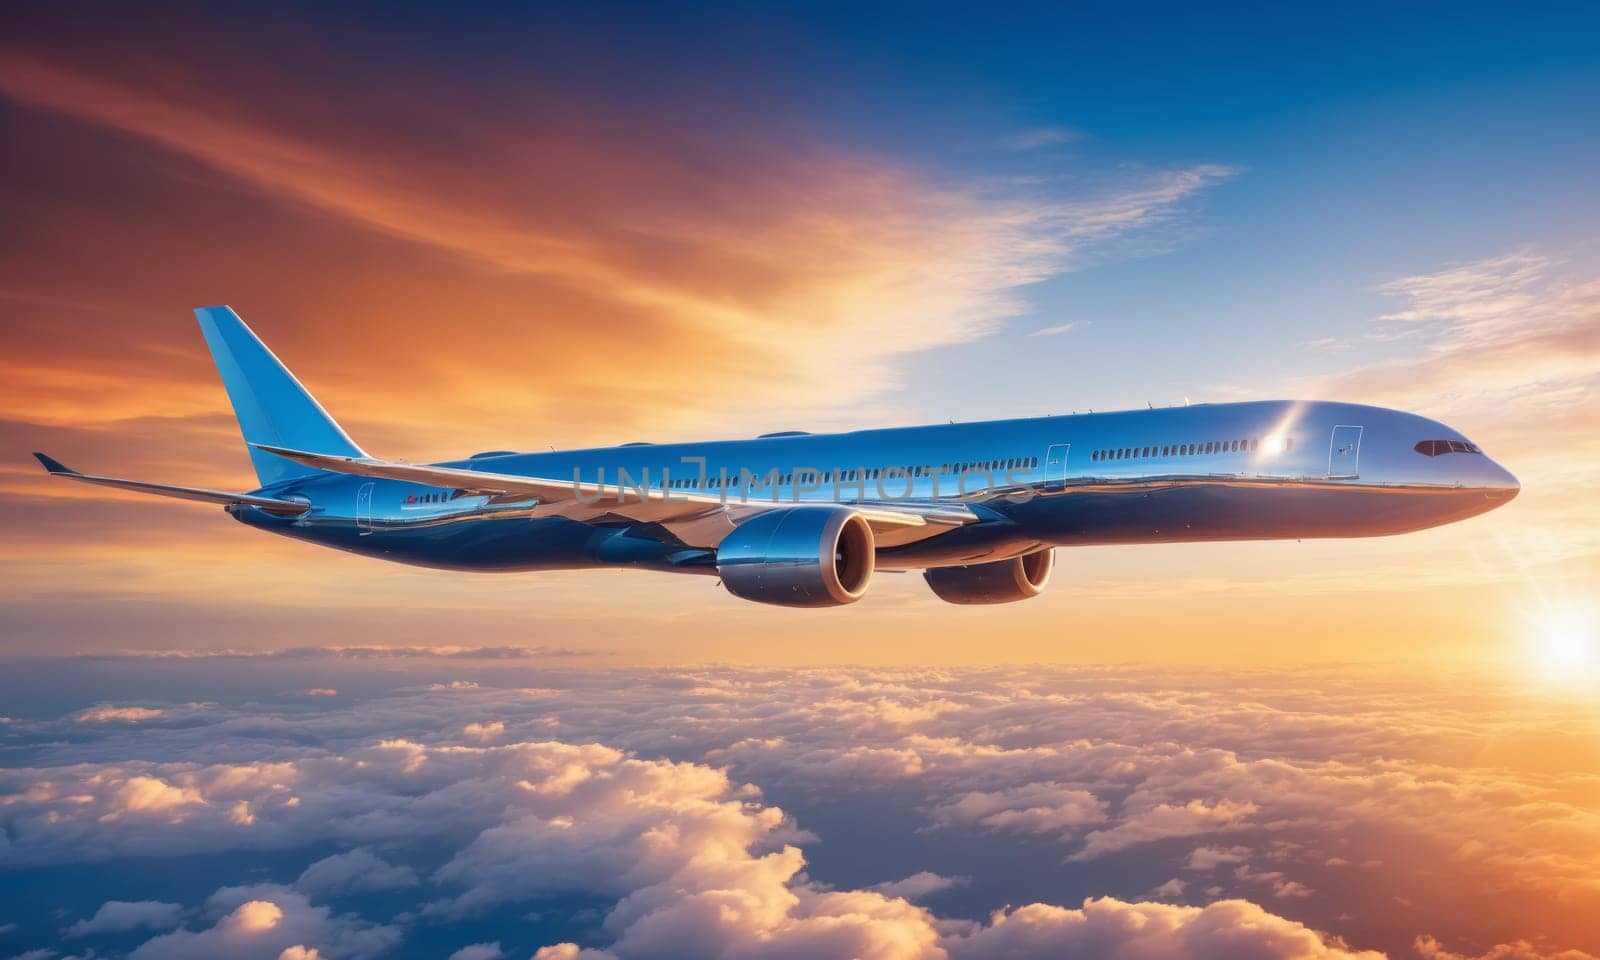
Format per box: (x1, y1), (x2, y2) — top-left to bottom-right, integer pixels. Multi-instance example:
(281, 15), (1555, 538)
(1328, 425), (1363, 479)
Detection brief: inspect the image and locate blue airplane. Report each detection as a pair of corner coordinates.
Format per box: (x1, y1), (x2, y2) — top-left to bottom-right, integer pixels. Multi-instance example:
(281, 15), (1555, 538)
(35, 307), (1519, 607)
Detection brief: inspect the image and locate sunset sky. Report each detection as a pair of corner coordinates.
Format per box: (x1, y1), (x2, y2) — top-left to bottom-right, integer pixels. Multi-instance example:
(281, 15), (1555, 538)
(2, 3), (1597, 668)
(1, 4), (1598, 959)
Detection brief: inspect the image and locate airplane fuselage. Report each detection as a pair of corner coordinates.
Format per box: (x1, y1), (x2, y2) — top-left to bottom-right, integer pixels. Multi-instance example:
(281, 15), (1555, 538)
(230, 399), (1519, 575)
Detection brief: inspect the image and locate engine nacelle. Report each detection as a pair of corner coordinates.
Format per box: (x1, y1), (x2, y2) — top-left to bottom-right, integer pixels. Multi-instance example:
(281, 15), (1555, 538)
(923, 549), (1054, 604)
(717, 507), (875, 607)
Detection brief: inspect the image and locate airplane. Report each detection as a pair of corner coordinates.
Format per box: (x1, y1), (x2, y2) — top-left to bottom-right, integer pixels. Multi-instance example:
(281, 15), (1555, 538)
(34, 307), (1520, 607)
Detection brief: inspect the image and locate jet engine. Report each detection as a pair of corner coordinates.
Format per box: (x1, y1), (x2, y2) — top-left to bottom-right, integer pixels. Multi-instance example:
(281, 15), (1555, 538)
(717, 507), (875, 607)
(923, 549), (1054, 604)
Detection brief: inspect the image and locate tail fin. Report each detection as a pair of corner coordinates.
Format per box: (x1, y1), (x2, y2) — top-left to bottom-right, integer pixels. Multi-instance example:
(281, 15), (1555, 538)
(195, 306), (366, 486)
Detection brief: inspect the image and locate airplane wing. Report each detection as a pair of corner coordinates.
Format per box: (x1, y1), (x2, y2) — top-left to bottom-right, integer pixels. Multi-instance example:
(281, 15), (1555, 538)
(252, 444), (975, 547)
(33, 453), (311, 517)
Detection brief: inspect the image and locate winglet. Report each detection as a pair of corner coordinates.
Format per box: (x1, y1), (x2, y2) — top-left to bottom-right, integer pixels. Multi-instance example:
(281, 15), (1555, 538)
(33, 452), (76, 475)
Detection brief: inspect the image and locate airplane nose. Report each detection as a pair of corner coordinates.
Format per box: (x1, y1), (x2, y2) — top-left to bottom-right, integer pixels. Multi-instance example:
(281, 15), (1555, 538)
(1485, 460), (1519, 501)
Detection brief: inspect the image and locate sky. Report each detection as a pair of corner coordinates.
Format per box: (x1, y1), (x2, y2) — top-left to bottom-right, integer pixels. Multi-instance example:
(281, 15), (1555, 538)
(1, 3), (1599, 959)
(2, 2), (1598, 666)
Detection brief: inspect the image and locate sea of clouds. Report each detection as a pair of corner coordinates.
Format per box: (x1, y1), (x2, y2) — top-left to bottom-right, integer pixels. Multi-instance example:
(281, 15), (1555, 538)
(1, 657), (1596, 960)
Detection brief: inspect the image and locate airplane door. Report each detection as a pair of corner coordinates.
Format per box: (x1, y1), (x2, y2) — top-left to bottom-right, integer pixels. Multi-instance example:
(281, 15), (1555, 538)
(1044, 443), (1071, 485)
(356, 482), (375, 533)
(1328, 425), (1363, 479)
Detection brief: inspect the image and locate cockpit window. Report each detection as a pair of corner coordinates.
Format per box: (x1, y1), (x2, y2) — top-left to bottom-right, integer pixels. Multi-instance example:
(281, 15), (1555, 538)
(1415, 440), (1482, 456)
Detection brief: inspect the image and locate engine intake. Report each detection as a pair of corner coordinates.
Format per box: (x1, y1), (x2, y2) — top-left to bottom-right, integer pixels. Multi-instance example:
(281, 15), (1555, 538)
(717, 507), (875, 607)
(923, 549), (1054, 604)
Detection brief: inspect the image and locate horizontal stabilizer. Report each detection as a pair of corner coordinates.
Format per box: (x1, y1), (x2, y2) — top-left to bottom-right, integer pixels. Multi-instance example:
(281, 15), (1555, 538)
(33, 453), (310, 517)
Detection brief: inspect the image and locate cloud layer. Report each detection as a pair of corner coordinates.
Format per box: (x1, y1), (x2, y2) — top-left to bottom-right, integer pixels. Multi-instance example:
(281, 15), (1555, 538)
(2, 663), (1595, 958)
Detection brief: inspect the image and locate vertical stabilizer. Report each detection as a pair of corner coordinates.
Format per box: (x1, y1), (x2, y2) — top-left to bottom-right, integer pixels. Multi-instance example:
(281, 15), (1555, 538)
(195, 306), (366, 486)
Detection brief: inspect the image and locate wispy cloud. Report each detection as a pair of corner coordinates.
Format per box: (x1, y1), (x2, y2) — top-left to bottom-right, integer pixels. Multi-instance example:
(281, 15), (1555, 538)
(1003, 125), (1084, 151)
(0, 47), (1232, 446)
(75, 645), (603, 661)
(1029, 321), (1080, 337)
(1322, 250), (1599, 410)
(73, 704), (169, 723)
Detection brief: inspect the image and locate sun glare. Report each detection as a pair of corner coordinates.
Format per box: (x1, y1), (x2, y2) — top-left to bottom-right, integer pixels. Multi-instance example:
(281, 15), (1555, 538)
(1526, 604), (1600, 687)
